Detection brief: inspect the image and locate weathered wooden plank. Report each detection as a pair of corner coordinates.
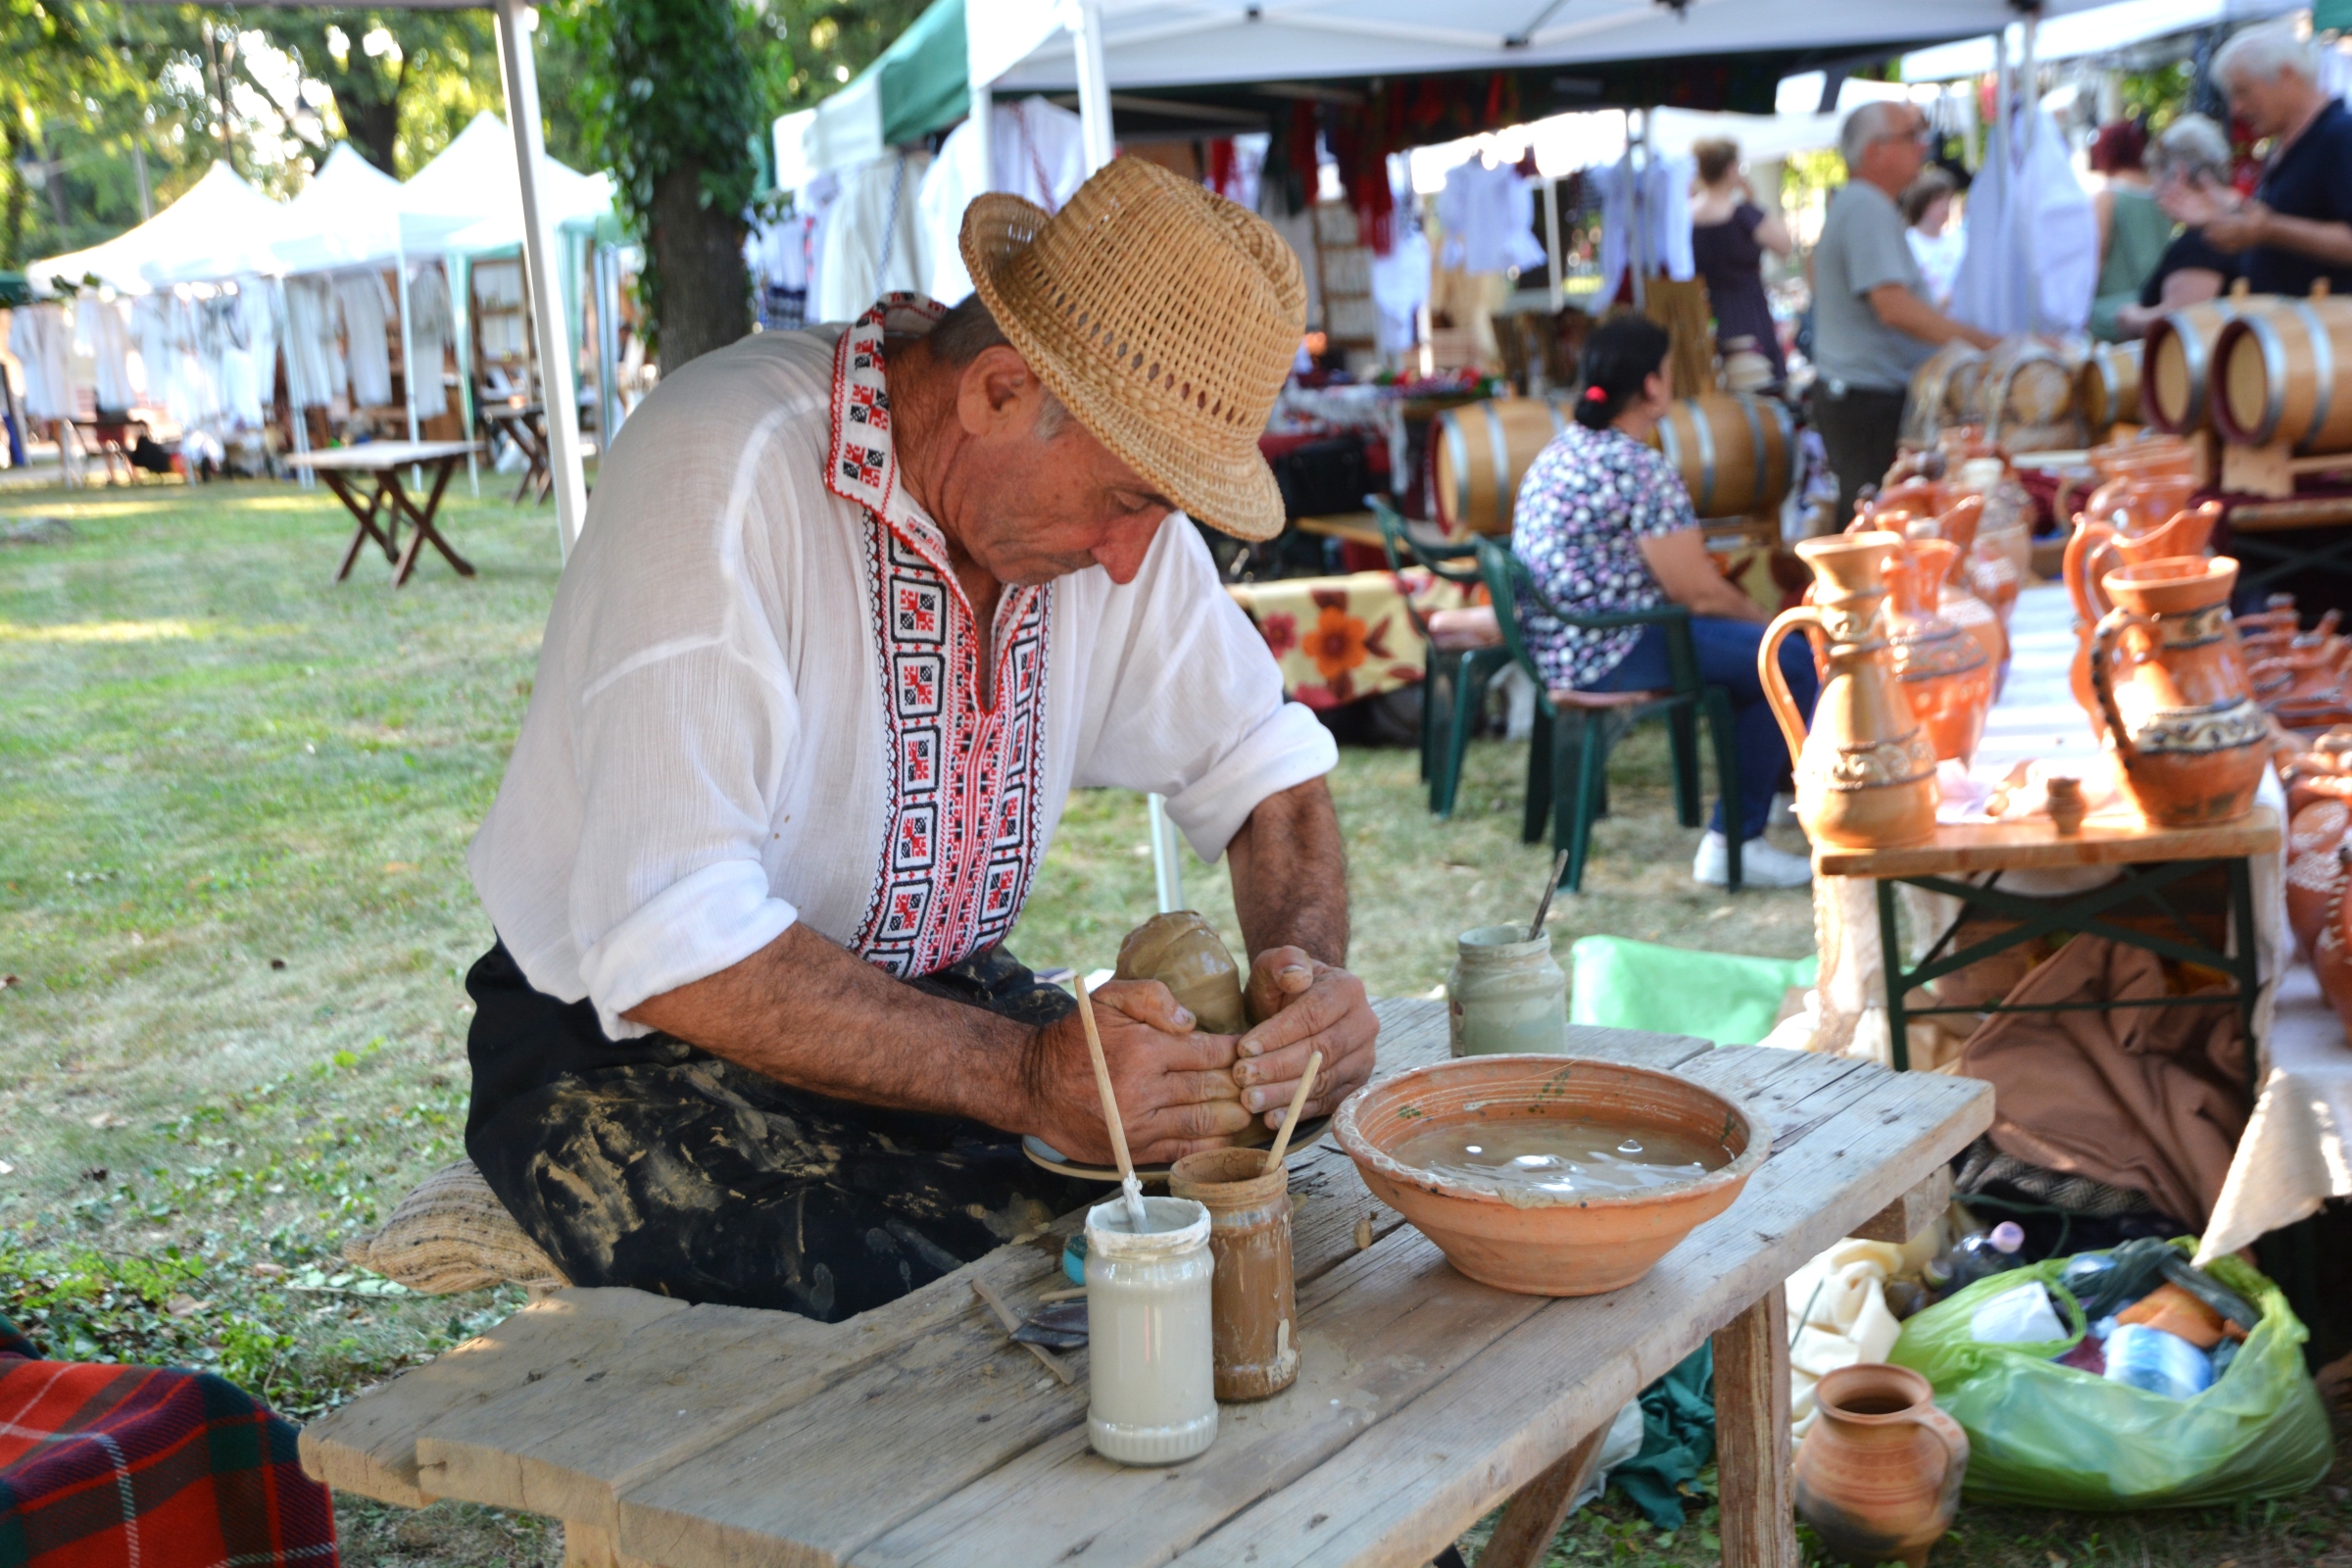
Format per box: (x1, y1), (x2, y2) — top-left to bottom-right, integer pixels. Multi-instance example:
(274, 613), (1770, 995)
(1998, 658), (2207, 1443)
(1162, 1065), (1988, 1568)
(1849, 1167), (1953, 1244)
(1713, 1291), (1798, 1568)
(846, 1215), (1550, 1568)
(299, 1287), (691, 1506)
(1477, 1426), (1611, 1568)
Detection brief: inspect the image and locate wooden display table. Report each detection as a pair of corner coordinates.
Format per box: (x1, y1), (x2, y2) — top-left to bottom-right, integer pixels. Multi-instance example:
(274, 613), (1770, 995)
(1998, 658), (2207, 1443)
(1293, 511), (1385, 551)
(302, 999), (1988, 1568)
(1818, 808), (2278, 1090)
(286, 441), (480, 588)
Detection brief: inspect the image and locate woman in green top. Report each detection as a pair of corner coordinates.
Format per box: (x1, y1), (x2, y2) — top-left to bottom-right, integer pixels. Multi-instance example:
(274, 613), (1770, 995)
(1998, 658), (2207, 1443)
(2089, 121), (2175, 341)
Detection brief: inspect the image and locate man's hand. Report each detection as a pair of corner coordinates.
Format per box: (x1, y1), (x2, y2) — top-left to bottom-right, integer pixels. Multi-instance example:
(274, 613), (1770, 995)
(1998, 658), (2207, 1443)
(1232, 947), (1378, 1129)
(2202, 200), (2270, 256)
(1025, 979), (1253, 1165)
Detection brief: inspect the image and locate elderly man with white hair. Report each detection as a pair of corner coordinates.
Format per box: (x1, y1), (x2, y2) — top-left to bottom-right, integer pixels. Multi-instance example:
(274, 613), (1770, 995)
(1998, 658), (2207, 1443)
(2167, 23), (2352, 298)
(1808, 99), (1998, 529)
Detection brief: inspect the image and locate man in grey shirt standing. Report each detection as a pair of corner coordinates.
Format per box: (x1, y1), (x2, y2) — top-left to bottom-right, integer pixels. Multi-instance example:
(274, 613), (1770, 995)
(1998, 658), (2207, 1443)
(1810, 101), (1998, 528)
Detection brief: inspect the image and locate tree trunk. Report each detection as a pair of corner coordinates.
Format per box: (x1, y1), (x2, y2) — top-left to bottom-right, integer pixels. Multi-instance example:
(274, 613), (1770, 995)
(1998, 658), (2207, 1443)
(1, 120), (24, 270)
(340, 93), (402, 176)
(645, 158), (750, 372)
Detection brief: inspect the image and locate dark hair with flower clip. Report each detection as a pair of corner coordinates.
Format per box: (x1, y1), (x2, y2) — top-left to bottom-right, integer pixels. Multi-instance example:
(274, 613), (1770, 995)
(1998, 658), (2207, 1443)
(1573, 316), (1673, 430)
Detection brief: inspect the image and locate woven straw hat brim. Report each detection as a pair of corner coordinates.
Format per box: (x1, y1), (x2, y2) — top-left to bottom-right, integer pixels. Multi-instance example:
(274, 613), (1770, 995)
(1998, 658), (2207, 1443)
(961, 181), (1296, 543)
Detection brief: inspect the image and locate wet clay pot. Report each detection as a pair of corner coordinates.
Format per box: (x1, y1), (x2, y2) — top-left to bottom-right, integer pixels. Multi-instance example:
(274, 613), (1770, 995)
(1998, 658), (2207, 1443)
(2285, 801), (2350, 960)
(1168, 1148), (1298, 1401)
(2315, 848), (2352, 1034)
(2078, 473), (2198, 537)
(1885, 540), (1992, 764)
(1863, 480), (1947, 529)
(1763, 533), (1941, 849)
(2091, 557), (2271, 827)
(1116, 911), (1250, 1034)
(1793, 1362), (1969, 1568)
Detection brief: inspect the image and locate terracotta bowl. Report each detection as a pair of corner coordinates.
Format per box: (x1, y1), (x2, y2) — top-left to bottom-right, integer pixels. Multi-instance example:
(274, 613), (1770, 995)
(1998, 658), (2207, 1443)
(1333, 1056), (1770, 1297)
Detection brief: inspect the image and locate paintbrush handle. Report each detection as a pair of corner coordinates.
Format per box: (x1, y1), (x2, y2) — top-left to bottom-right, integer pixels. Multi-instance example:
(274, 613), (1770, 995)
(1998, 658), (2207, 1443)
(1263, 1050), (1322, 1171)
(1075, 979), (1138, 1185)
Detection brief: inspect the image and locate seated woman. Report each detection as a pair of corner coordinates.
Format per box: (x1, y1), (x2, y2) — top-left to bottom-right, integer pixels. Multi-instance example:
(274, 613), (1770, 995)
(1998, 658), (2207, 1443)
(2121, 114), (2241, 340)
(2088, 121), (2175, 342)
(1510, 317), (1818, 890)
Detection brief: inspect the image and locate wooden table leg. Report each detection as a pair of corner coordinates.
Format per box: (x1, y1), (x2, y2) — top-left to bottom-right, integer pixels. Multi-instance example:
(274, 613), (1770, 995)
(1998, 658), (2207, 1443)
(1713, 1290), (1799, 1568)
(323, 470), (398, 582)
(1478, 1424), (1611, 1568)
(386, 460), (475, 586)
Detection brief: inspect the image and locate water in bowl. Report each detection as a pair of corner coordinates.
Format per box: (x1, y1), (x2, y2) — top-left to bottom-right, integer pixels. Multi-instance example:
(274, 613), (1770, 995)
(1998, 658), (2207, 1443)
(1387, 1116), (1727, 1197)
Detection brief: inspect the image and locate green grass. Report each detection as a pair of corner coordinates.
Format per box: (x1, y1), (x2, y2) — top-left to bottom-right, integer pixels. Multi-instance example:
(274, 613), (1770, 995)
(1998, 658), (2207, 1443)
(0, 480), (2343, 1567)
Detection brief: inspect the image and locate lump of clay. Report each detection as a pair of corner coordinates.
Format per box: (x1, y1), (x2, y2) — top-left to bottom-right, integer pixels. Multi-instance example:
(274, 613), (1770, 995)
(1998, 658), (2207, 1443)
(1114, 911), (1250, 1035)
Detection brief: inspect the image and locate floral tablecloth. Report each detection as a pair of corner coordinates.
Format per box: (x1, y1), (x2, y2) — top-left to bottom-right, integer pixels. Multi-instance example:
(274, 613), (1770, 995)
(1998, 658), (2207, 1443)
(1227, 568), (1483, 709)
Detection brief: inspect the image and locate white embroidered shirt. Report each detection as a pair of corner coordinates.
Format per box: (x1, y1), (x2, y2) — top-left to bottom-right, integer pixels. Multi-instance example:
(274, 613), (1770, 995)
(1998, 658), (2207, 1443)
(468, 297), (1336, 1039)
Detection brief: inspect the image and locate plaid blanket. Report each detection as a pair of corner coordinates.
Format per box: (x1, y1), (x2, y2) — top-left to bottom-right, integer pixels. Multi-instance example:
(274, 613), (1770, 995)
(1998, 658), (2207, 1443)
(0, 1314), (337, 1567)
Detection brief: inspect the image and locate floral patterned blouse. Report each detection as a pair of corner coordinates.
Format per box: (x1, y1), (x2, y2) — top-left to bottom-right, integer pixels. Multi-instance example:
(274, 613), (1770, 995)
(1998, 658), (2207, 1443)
(1510, 420), (1697, 690)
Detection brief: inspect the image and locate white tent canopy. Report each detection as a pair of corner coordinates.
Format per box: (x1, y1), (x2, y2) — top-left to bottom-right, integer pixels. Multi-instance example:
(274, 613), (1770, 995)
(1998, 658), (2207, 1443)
(28, 163), (284, 296)
(970, 0), (2116, 95)
(1900, 0), (2302, 81)
(408, 112), (616, 255)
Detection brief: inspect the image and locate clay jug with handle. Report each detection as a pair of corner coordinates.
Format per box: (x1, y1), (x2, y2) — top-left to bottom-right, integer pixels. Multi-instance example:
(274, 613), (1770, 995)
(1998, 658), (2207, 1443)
(2068, 503), (2227, 728)
(1762, 532), (1941, 849)
(1885, 539), (1992, 763)
(1794, 1363), (1969, 1568)
(2091, 556), (2271, 826)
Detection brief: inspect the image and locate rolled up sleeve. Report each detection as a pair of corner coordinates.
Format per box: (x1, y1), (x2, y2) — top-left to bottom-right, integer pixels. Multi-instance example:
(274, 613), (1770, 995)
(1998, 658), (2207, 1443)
(1072, 519), (1338, 862)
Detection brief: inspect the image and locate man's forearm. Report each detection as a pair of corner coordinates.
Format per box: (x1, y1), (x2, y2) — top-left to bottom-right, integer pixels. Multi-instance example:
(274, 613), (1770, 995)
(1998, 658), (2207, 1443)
(625, 922), (1041, 1125)
(1224, 777), (1349, 967)
(1870, 285), (1995, 352)
(2259, 211), (2352, 270)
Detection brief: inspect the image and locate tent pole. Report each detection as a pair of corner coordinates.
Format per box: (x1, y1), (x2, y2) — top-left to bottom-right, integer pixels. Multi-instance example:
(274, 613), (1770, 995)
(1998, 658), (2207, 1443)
(594, 242), (622, 450)
(970, 85), (993, 199)
(492, 0), (588, 560)
(451, 255), (478, 496)
(1071, 1), (1114, 173)
(395, 236), (420, 488)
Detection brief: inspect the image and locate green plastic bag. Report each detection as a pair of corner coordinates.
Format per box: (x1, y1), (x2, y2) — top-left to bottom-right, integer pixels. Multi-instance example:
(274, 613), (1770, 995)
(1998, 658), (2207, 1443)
(1567, 935), (1817, 1047)
(1888, 1243), (2332, 1510)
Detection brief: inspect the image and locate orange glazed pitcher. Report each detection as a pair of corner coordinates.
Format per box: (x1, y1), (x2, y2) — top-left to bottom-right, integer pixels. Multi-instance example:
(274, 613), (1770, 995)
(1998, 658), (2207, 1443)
(2090, 556), (2270, 826)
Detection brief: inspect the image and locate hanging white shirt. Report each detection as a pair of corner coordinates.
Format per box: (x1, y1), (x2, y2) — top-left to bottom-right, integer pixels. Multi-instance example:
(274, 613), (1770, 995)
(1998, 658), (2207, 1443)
(281, 277), (343, 410)
(916, 98), (1090, 304)
(406, 265), (455, 419)
(468, 297), (1337, 1040)
(76, 297), (135, 412)
(7, 304), (74, 421)
(1591, 152), (1696, 302)
(1948, 109), (2096, 338)
(334, 270), (397, 408)
(1437, 159), (1548, 276)
(813, 153), (933, 327)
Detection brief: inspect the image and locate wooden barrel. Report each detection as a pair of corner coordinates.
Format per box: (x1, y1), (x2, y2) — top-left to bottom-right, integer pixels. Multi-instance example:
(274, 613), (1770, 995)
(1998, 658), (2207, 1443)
(2078, 340), (2142, 434)
(2214, 295), (2352, 452)
(1977, 339), (2082, 445)
(2145, 296), (2291, 433)
(1432, 396), (1571, 535)
(1652, 393), (1796, 517)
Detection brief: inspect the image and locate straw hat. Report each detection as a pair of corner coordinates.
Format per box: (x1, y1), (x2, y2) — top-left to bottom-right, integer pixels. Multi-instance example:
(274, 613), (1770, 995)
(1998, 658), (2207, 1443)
(960, 158), (1306, 542)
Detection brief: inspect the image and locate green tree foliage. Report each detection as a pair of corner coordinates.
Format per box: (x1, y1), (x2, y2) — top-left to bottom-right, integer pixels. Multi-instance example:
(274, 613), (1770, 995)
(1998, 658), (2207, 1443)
(245, 10), (507, 177)
(2, 0), (142, 268)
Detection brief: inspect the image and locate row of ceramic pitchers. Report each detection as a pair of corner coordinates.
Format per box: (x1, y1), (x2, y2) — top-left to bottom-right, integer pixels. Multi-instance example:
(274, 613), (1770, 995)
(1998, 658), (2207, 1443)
(1759, 529), (2270, 849)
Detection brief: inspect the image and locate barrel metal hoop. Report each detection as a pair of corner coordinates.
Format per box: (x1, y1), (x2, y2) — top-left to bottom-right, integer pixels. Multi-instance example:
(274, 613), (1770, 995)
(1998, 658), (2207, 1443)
(2302, 299), (2334, 454)
(2178, 308), (2218, 429)
(1485, 404), (1513, 530)
(1740, 396), (1768, 512)
(2253, 310), (2294, 448)
(1443, 414), (1470, 531)
(1690, 403), (1719, 515)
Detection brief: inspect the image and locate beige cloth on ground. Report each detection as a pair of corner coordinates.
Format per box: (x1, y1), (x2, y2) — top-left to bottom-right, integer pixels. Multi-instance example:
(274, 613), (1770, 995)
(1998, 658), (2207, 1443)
(1958, 934), (2247, 1230)
(343, 1158), (568, 1294)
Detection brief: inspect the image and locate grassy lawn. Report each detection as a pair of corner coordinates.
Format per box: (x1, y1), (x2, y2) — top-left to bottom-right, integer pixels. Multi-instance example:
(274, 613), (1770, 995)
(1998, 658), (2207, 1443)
(0, 481), (2344, 1567)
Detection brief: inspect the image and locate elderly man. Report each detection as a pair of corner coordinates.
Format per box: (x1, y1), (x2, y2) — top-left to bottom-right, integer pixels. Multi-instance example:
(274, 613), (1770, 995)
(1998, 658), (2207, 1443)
(2166, 24), (2352, 299)
(463, 160), (1380, 1322)
(1809, 101), (1998, 528)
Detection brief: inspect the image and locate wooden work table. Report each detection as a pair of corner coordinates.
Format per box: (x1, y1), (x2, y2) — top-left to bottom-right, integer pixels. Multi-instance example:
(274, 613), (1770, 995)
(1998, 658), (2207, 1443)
(302, 1000), (1989, 1568)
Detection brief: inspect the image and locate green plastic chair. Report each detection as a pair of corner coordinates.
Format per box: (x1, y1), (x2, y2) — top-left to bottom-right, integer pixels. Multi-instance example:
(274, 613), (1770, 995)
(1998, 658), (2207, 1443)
(1366, 497), (1513, 818)
(1472, 536), (1745, 893)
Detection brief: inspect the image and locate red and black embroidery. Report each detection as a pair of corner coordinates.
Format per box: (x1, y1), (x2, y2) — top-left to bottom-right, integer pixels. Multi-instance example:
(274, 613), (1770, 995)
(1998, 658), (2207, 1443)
(827, 296), (1054, 978)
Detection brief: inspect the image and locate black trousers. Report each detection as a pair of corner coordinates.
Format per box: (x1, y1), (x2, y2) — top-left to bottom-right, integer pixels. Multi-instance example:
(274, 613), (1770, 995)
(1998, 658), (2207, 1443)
(1809, 384), (1909, 534)
(463, 941), (1094, 1322)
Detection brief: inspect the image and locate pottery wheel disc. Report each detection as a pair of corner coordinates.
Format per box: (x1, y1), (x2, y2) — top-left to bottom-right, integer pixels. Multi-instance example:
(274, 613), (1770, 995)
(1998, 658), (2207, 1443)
(1023, 1117), (1333, 1182)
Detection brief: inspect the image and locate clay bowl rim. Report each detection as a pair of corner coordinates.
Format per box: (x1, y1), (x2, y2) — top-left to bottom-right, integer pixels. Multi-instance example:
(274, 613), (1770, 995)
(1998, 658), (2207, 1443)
(1800, 528), (1906, 564)
(1332, 1055), (1772, 1213)
(1810, 1361), (1938, 1426)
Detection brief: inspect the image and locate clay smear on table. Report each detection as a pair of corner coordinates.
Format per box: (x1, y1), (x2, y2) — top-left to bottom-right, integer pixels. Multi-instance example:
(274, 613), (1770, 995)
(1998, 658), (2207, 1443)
(1384, 1117), (1728, 1202)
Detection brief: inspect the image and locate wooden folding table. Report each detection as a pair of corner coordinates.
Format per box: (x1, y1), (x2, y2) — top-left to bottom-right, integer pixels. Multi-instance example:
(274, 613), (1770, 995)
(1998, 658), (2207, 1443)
(286, 441), (480, 588)
(303, 999), (1987, 1568)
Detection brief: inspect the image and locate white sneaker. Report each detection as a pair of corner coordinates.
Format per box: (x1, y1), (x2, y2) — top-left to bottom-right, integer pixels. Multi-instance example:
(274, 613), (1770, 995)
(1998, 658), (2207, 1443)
(1693, 831), (1813, 889)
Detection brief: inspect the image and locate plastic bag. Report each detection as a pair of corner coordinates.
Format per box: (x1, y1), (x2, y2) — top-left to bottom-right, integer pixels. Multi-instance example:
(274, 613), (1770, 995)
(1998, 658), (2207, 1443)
(1568, 935), (1817, 1047)
(1889, 1241), (2331, 1509)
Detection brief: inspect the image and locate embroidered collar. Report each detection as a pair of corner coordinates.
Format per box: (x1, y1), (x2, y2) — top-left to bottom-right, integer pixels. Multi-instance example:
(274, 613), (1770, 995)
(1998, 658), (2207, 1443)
(827, 293), (951, 575)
